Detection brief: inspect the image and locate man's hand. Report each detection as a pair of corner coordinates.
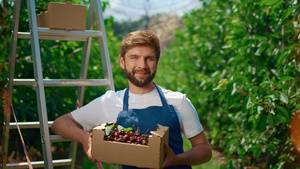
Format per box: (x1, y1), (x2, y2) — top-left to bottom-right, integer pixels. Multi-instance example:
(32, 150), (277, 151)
(161, 143), (178, 168)
(159, 132), (212, 168)
(52, 113), (98, 162)
(82, 133), (97, 162)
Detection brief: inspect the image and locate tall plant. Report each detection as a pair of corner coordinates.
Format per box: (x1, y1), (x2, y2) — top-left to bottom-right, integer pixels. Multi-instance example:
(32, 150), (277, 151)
(156, 0), (300, 168)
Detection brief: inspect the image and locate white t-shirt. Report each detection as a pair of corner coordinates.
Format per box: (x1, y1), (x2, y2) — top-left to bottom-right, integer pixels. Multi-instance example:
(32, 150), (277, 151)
(71, 86), (203, 138)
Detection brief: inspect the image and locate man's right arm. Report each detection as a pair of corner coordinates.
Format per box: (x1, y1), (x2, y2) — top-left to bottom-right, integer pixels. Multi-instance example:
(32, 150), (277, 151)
(51, 113), (96, 162)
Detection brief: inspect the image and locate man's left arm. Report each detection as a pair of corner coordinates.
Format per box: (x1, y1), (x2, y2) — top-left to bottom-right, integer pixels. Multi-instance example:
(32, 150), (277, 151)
(161, 131), (212, 168)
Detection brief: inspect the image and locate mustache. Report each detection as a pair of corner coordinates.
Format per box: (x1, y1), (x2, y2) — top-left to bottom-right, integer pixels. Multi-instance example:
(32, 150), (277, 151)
(132, 68), (151, 74)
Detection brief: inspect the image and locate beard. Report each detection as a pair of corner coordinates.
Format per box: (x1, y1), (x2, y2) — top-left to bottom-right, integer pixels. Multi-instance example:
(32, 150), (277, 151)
(124, 66), (156, 87)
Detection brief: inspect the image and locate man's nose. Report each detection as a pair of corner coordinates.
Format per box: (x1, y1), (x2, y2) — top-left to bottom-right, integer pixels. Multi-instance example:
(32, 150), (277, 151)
(137, 58), (147, 68)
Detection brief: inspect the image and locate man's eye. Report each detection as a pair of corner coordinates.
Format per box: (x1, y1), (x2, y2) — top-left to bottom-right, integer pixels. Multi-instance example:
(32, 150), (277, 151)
(147, 57), (154, 61)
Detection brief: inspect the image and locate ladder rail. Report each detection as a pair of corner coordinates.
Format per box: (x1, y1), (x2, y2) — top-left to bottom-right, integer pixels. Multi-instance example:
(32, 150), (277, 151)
(26, 0), (53, 168)
(18, 28), (102, 41)
(95, 0), (115, 91)
(9, 121), (53, 129)
(6, 159), (72, 169)
(12, 78), (111, 86)
(76, 0), (95, 106)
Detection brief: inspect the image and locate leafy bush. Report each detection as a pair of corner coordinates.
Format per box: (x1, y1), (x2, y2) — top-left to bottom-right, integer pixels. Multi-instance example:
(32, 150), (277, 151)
(1, 0), (300, 168)
(155, 0), (300, 168)
(0, 0), (126, 164)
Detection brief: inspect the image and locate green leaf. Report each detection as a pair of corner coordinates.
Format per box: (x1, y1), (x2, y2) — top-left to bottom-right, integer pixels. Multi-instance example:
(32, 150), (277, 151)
(231, 83), (237, 95)
(271, 69), (279, 77)
(258, 113), (267, 131)
(267, 113), (275, 127)
(253, 145), (263, 158)
(273, 114), (279, 126)
(277, 106), (290, 119)
(117, 125), (124, 131)
(105, 125), (112, 136)
(226, 82), (236, 107)
(257, 105), (264, 115)
(282, 6), (295, 21)
(279, 154), (287, 160)
(258, 86), (268, 95)
(261, 0), (282, 6)
(243, 96), (249, 112)
(279, 76), (295, 83)
(248, 115), (255, 124)
(279, 92), (289, 104)
(123, 127), (134, 132)
(290, 96), (300, 104)
(246, 96), (253, 109)
(219, 90), (228, 105)
(227, 94), (234, 108)
(213, 78), (230, 91)
(260, 81), (273, 88)
(270, 0), (283, 9)
(264, 94), (276, 102)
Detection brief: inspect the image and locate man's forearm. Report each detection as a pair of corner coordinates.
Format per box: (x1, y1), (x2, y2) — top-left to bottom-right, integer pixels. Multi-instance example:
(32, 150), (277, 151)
(52, 113), (96, 162)
(176, 143), (212, 166)
(51, 113), (89, 144)
(162, 131), (212, 168)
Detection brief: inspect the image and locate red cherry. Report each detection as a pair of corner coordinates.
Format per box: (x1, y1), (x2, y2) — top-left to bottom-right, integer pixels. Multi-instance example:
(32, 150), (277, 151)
(135, 132), (141, 137)
(123, 134), (130, 141)
(141, 140), (148, 145)
(120, 130), (126, 135)
(114, 132), (120, 138)
(130, 137), (137, 143)
(127, 131), (134, 136)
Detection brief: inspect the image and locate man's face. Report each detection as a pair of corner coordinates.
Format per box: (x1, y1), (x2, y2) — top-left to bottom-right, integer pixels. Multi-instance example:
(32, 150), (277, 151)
(120, 46), (159, 87)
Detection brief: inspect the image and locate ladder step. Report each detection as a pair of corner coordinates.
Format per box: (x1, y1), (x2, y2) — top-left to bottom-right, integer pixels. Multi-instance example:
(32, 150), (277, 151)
(18, 28), (102, 41)
(5, 159), (72, 168)
(50, 135), (70, 142)
(13, 79), (111, 87)
(9, 121), (53, 129)
(9, 122), (70, 142)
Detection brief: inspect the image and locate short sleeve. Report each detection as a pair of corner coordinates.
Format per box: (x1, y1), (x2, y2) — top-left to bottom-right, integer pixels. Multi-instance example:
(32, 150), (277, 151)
(71, 90), (124, 131)
(71, 97), (104, 131)
(178, 95), (203, 138)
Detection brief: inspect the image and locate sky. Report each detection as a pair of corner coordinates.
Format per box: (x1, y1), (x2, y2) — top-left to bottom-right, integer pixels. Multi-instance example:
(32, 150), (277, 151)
(102, 0), (203, 22)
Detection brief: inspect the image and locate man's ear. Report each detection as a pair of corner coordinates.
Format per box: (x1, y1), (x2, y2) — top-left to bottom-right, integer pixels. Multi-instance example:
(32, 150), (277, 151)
(120, 55), (125, 69)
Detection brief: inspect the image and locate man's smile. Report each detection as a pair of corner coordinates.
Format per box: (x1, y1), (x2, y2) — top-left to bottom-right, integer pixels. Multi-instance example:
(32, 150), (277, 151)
(133, 69), (150, 77)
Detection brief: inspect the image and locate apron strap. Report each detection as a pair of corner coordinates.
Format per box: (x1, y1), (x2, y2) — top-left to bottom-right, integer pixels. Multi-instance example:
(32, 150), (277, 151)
(123, 83), (169, 111)
(155, 83), (169, 107)
(123, 87), (129, 111)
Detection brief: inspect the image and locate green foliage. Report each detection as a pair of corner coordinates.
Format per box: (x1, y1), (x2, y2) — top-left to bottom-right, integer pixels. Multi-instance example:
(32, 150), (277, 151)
(155, 0), (300, 168)
(2, 0), (300, 168)
(0, 0), (126, 163)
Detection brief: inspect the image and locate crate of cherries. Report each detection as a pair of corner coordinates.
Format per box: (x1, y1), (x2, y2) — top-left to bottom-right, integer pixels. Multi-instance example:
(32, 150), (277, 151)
(104, 122), (149, 146)
(92, 123), (169, 168)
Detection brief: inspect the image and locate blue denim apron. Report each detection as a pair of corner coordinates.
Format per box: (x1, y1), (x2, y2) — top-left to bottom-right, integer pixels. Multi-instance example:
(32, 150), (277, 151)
(116, 84), (191, 169)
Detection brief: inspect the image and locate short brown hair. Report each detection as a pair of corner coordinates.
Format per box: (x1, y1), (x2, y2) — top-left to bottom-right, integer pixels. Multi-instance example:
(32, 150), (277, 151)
(120, 30), (160, 59)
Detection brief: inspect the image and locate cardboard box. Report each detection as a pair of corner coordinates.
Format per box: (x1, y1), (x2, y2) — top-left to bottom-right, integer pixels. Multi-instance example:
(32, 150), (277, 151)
(36, 2), (86, 30)
(92, 123), (169, 168)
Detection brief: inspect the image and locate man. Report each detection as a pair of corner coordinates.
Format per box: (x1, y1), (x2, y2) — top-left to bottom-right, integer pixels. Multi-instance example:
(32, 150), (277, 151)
(52, 30), (212, 168)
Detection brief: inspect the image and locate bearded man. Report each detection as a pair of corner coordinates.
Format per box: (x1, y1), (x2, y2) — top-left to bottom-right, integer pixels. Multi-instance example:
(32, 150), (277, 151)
(52, 30), (212, 169)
